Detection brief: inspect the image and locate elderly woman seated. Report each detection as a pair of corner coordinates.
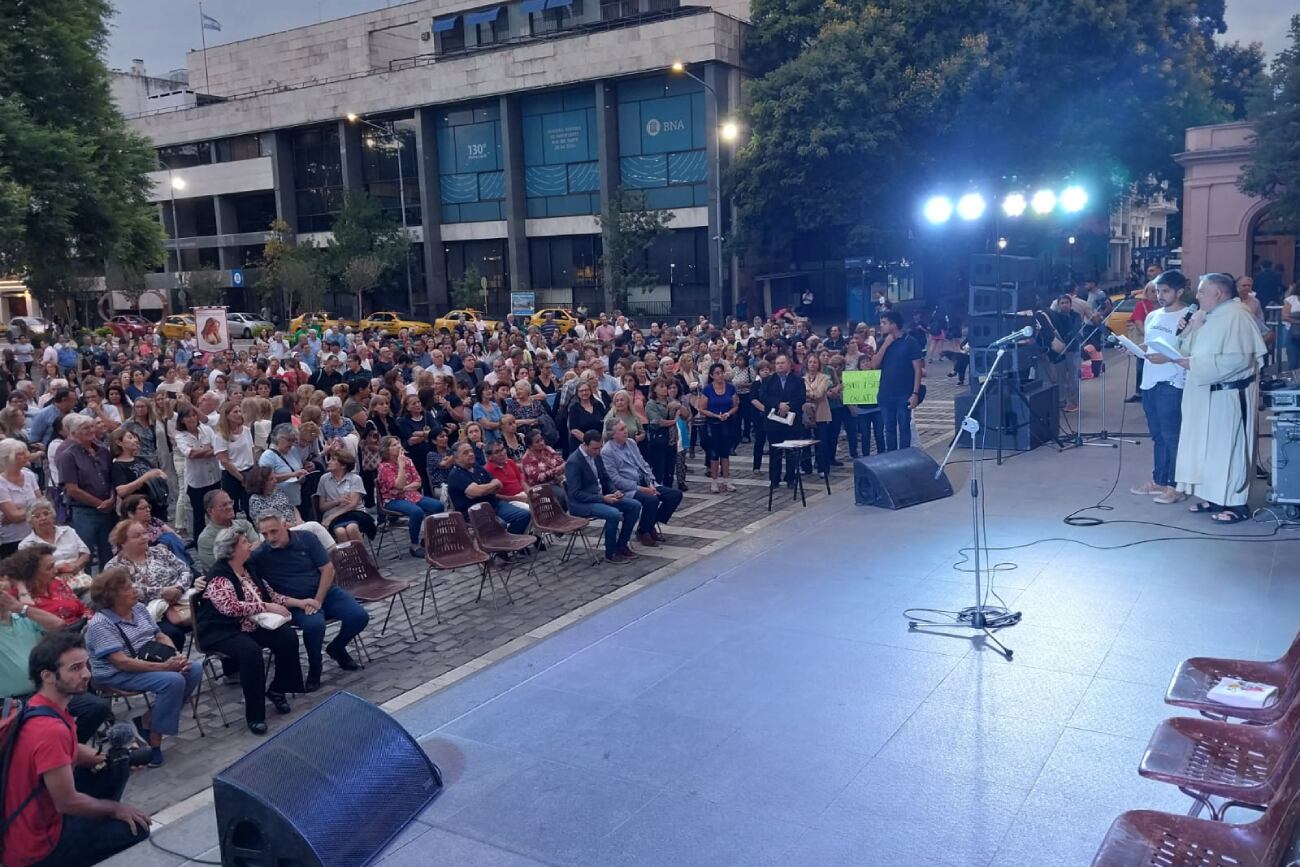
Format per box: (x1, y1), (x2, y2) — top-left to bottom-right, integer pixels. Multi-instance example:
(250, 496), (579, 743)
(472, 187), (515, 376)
(84, 567), (202, 767)
(244, 464), (336, 552)
(196, 528), (303, 735)
(119, 493), (191, 566)
(3, 543), (90, 628)
(104, 519), (194, 653)
(19, 497), (91, 584)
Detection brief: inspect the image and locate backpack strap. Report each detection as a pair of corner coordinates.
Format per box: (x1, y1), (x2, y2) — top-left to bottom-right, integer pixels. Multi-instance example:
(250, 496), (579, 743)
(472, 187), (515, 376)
(0, 707), (72, 836)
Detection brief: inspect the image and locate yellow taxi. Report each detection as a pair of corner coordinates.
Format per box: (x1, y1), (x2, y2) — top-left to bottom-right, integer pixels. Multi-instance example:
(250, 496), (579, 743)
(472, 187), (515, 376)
(1105, 290), (1144, 336)
(289, 311), (355, 333)
(529, 307), (579, 333)
(359, 311), (434, 336)
(157, 314), (195, 340)
(433, 308), (498, 334)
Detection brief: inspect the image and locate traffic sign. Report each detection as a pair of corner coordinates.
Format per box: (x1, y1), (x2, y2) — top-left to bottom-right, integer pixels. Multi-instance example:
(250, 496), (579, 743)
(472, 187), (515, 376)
(230, 268), (244, 288)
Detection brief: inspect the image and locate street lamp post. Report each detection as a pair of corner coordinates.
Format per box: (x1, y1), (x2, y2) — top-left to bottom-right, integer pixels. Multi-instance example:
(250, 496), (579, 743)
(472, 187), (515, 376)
(670, 62), (737, 323)
(346, 113), (415, 318)
(168, 173), (187, 312)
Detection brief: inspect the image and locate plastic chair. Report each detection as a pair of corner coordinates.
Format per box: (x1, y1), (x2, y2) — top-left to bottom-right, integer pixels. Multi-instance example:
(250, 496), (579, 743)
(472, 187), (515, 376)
(1091, 747), (1300, 867)
(330, 541), (418, 643)
(372, 500), (408, 562)
(421, 512), (490, 617)
(527, 484), (598, 566)
(1139, 691), (1300, 819)
(467, 502), (538, 596)
(1166, 631), (1300, 724)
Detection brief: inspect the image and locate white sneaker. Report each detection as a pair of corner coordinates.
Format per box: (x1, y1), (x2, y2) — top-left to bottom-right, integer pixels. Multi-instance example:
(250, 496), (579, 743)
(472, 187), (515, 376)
(710, 479), (721, 494)
(724, 480), (738, 492)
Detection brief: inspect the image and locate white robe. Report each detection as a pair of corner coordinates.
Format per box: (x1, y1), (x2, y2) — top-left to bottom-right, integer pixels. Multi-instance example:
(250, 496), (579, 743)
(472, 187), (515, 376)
(1174, 298), (1267, 507)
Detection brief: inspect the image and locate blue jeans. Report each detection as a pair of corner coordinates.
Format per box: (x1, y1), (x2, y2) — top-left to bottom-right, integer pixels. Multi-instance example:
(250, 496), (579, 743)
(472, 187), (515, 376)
(490, 500), (532, 536)
(385, 496), (444, 545)
(879, 396), (912, 452)
(290, 584), (370, 673)
(94, 665), (202, 736)
(574, 498), (641, 554)
(1141, 382), (1182, 486)
(69, 505), (115, 572)
(854, 410), (885, 456)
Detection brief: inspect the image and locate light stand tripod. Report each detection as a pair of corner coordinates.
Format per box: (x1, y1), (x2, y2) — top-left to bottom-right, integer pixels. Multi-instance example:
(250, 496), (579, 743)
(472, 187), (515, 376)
(1058, 321), (1145, 450)
(906, 345), (1022, 660)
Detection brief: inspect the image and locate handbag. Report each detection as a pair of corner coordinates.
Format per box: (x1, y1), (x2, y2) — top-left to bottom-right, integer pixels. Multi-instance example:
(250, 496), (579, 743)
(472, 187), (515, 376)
(111, 620), (177, 664)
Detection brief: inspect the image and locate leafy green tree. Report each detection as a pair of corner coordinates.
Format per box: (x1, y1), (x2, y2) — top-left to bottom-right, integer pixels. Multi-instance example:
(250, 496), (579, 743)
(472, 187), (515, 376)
(0, 0), (163, 303)
(323, 191), (409, 309)
(732, 0), (1237, 256)
(257, 219), (325, 317)
(597, 188), (674, 310)
(450, 264), (483, 310)
(1240, 16), (1300, 231)
(1213, 41), (1267, 120)
(344, 256), (383, 318)
(183, 267), (227, 307)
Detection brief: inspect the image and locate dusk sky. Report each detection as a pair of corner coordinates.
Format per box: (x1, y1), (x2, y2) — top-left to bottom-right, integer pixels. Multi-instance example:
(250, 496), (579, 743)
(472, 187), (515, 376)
(105, 0), (1297, 76)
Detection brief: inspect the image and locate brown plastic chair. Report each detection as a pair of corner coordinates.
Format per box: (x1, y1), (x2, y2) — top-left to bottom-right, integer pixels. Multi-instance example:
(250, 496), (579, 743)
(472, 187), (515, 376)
(330, 541), (417, 643)
(467, 502), (537, 601)
(1091, 747), (1300, 867)
(1139, 690), (1300, 819)
(372, 499), (408, 562)
(421, 512), (489, 617)
(527, 484), (598, 566)
(1166, 631), (1300, 724)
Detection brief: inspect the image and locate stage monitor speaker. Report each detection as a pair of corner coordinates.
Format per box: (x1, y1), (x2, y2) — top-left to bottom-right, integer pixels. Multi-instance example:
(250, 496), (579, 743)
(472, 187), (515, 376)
(969, 342), (1039, 380)
(853, 448), (954, 509)
(966, 313), (1034, 348)
(953, 380), (1058, 451)
(214, 691), (443, 867)
(970, 254), (1038, 288)
(969, 285), (1020, 316)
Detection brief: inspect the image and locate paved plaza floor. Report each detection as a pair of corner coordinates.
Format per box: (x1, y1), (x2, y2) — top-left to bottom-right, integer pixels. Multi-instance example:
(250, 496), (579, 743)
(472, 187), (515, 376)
(108, 356), (1299, 866)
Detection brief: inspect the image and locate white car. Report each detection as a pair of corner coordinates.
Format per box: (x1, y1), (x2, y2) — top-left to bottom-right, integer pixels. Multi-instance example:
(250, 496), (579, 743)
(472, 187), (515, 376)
(7, 316), (48, 338)
(226, 312), (274, 338)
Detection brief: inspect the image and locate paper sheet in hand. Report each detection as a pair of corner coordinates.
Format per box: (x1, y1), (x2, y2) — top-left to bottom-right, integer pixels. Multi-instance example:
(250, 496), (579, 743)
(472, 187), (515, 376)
(1147, 336), (1184, 361)
(767, 410), (795, 426)
(1114, 334), (1149, 359)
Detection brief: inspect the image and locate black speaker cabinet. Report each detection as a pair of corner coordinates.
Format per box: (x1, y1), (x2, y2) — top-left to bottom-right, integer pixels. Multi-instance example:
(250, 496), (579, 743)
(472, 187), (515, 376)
(970, 254), (1038, 288)
(953, 380), (1059, 452)
(966, 313), (1035, 348)
(214, 692), (443, 867)
(853, 448), (954, 509)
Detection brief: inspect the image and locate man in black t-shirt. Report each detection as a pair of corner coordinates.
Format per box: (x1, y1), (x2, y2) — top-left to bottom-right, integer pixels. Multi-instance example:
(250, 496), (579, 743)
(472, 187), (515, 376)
(446, 443), (531, 534)
(868, 310), (923, 451)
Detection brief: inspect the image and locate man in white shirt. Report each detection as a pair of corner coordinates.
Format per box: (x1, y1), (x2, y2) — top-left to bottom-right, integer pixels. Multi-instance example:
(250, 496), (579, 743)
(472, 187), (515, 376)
(268, 332), (290, 359)
(1130, 270), (1189, 503)
(425, 350), (454, 379)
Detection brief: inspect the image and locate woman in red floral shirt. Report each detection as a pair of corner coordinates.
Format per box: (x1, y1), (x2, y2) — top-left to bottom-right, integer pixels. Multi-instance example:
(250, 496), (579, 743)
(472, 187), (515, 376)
(4, 543), (89, 627)
(521, 429), (567, 509)
(377, 435), (445, 557)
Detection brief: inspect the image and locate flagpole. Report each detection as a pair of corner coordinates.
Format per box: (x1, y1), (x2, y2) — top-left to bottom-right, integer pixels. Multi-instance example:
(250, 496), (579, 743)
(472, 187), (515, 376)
(199, 0), (211, 93)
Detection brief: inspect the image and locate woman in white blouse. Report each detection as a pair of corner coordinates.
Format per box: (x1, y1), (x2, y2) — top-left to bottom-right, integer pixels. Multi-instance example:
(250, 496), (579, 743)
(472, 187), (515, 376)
(214, 401), (256, 515)
(174, 403), (221, 541)
(20, 498), (91, 576)
(0, 439), (41, 557)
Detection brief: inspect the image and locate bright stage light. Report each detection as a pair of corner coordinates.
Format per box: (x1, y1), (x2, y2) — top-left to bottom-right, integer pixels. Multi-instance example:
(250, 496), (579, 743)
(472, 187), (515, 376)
(997, 237), (1008, 250)
(923, 196), (954, 224)
(1060, 185), (1088, 213)
(1031, 189), (1056, 215)
(956, 193), (986, 221)
(1001, 193), (1027, 218)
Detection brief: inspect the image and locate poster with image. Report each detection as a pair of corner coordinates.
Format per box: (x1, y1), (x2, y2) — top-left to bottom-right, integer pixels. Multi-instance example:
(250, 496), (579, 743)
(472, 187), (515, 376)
(194, 307), (230, 353)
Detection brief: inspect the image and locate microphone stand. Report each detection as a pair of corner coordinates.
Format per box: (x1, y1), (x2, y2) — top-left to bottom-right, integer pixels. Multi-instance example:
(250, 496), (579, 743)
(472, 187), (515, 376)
(1059, 318), (1146, 449)
(906, 345), (1021, 660)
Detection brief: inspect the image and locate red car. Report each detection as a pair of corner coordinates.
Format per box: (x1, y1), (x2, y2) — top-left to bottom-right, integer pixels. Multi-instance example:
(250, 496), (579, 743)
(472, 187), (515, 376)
(105, 314), (154, 339)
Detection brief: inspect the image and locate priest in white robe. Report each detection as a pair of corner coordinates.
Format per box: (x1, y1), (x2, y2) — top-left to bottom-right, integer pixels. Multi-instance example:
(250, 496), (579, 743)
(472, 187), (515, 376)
(1149, 273), (1266, 522)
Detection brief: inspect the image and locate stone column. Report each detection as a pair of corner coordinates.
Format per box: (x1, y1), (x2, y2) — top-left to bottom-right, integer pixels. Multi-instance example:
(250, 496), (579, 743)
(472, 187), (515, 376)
(213, 195), (239, 271)
(268, 131), (298, 231)
(499, 94), (530, 293)
(595, 79), (620, 312)
(339, 119), (366, 191)
(415, 107), (450, 313)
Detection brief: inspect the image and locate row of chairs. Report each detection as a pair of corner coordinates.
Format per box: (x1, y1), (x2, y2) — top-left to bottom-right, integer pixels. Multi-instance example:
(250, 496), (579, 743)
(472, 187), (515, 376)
(1091, 631), (1300, 866)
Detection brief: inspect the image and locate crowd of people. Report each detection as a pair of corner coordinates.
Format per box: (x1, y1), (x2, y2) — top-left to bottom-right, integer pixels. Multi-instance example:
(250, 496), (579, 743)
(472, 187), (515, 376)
(0, 303), (944, 866)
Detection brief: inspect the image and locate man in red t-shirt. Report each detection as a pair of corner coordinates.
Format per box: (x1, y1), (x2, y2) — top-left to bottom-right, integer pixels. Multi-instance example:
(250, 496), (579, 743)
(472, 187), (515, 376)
(1126, 283), (1157, 403)
(483, 440), (530, 501)
(2, 632), (149, 867)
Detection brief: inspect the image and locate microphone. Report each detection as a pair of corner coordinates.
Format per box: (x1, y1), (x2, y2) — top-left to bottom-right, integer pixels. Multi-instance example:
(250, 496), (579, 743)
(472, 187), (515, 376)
(987, 325), (1035, 347)
(1178, 302), (1198, 334)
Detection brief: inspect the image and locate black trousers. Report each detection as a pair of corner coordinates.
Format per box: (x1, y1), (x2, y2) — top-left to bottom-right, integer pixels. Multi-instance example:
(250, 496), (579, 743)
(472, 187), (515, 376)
(157, 616), (191, 656)
(187, 482), (220, 541)
(205, 626), (304, 725)
(31, 756), (147, 867)
(767, 426), (802, 485)
(221, 469), (250, 517)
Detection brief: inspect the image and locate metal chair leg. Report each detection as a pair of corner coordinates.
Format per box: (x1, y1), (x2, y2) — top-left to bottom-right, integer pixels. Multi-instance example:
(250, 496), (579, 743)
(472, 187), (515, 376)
(199, 657), (230, 730)
(397, 593), (418, 642)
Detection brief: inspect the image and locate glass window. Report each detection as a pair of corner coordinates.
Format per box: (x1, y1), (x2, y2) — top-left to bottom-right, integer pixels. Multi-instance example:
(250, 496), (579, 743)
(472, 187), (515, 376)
(361, 114), (421, 226)
(230, 192), (278, 234)
(158, 142), (213, 170)
(214, 135), (263, 163)
(438, 19), (465, 52)
(476, 9), (509, 44)
(291, 125), (344, 233)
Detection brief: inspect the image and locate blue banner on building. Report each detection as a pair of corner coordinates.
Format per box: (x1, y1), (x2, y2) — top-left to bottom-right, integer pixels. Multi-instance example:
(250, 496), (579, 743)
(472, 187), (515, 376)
(510, 291), (536, 316)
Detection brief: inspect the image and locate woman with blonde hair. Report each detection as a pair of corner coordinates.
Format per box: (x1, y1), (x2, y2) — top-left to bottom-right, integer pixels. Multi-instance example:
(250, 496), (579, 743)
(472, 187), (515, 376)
(214, 401), (256, 514)
(603, 389), (644, 442)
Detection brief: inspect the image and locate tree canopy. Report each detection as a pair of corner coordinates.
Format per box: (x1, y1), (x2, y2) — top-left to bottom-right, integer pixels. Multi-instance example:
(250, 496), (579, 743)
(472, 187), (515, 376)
(1240, 16), (1300, 232)
(733, 0), (1249, 255)
(0, 0), (163, 300)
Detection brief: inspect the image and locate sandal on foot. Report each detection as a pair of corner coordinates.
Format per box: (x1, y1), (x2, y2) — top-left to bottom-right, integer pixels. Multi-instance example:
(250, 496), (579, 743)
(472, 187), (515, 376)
(1188, 501), (1218, 514)
(1210, 508), (1248, 524)
(1153, 489), (1186, 504)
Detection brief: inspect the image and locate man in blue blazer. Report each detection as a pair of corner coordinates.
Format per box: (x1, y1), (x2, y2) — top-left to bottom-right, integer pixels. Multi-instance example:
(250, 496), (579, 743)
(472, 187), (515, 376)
(565, 429), (641, 562)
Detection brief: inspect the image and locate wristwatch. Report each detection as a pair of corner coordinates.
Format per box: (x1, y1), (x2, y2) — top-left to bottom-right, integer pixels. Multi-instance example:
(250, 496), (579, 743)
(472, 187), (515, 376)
(19, 604), (29, 618)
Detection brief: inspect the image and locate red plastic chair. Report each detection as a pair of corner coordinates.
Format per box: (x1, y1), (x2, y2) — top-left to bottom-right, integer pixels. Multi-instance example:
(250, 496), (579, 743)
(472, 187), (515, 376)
(1165, 631), (1300, 724)
(1139, 691), (1300, 819)
(466, 503), (537, 601)
(421, 512), (490, 617)
(526, 484), (598, 566)
(1091, 747), (1300, 867)
(330, 541), (417, 643)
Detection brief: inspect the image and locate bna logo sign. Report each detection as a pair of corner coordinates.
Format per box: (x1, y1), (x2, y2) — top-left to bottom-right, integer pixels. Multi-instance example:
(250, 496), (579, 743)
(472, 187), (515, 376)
(645, 118), (685, 137)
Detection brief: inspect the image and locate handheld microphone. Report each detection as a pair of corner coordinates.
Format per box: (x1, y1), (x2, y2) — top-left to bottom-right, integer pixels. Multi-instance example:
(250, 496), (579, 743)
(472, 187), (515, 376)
(987, 325), (1035, 347)
(1182, 302), (1198, 321)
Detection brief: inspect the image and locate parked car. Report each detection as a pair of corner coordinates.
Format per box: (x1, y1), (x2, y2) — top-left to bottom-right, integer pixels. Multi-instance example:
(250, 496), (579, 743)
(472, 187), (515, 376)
(227, 311), (274, 339)
(6, 316), (48, 340)
(529, 307), (579, 334)
(289, 311), (356, 334)
(104, 314), (154, 340)
(1105, 292), (1141, 336)
(158, 314), (196, 340)
(433, 308), (498, 335)
(358, 311), (434, 336)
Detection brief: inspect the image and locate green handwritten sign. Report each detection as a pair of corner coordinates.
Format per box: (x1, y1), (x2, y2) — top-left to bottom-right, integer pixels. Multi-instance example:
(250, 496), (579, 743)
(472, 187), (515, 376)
(841, 370), (881, 405)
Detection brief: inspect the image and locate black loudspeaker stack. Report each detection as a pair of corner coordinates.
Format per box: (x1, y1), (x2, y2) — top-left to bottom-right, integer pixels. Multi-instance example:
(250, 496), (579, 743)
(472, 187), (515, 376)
(853, 448), (955, 510)
(953, 380), (1059, 451)
(214, 692), (443, 867)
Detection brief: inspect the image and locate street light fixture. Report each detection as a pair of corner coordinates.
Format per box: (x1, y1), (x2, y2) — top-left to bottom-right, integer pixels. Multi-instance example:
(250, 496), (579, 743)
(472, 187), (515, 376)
(1001, 193), (1026, 218)
(1060, 185), (1088, 213)
(346, 112), (414, 318)
(1031, 189), (1057, 215)
(720, 121), (739, 142)
(923, 196), (954, 225)
(956, 192), (986, 221)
